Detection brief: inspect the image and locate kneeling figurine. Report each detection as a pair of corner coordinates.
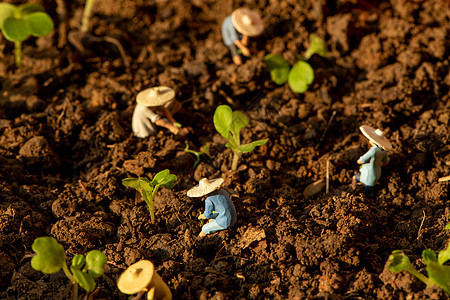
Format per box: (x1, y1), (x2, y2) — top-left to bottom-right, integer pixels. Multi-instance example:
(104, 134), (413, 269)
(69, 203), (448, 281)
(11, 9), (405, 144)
(187, 178), (237, 241)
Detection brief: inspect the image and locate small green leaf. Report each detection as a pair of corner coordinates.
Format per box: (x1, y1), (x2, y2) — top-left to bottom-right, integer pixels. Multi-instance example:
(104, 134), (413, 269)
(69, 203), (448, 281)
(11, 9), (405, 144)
(288, 61), (314, 93)
(426, 260), (450, 293)
(31, 237), (65, 274)
(86, 250), (107, 278)
(122, 177), (153, 193)
(18, 3), (44, 16)
(264, 54), (290, 85)
(438, 244), (450, 265)
(2, 17), (30, 42)
(71, 254), (85, 269)
(445, 224), (450, 230)
(213, 105), (233, 141)
(304, 34), (327, 60)
(423, 249), (437, 264)
(388, 250), (412, 273)
(25, 12), (53, 37)
(0, 3), (16, 25)
(152, 169), (177, 189)
(71, 267), (96, 292)
(238, 139), (268, 153)
(231, 110), (249, 136)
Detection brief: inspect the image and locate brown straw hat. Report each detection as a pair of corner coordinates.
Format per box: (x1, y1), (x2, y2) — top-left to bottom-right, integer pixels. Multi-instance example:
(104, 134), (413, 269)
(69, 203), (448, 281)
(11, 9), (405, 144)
(187, 178), (224, 197)
(360, 125), (393, 150)
(136, 86), (175, 107)
(231, 8), (264, 37)
(117, 260), (155, 295)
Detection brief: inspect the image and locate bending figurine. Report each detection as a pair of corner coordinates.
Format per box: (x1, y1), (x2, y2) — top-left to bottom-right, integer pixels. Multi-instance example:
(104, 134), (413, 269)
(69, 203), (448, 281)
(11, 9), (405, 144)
(352, 125), (392, 198)
(132, 86), (191, 138)
(221, 8), (264, 65)
(187, 178), (237, 241)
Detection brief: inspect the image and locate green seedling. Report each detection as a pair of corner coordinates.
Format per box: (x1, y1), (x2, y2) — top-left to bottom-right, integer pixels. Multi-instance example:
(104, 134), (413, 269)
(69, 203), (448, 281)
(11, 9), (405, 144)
(388, 224), (450, 294)
(122, 169), (177, 221)
(0, 3), (54, 67)
(213, 105), (268, 171)
(31, 237), (107, 299)
(264, 34), (326, 93)
(304, 33), (328, 60)
(184, 141), (209, 168)
(264, 54), (314, 93)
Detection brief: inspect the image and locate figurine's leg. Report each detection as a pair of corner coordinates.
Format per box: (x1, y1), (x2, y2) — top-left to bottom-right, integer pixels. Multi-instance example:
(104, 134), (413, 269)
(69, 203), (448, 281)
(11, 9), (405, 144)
(228, 45), (242, 65)
(352, 172), (361, 190)
(197, 219), (226, 240)
(364, 185), (375, 198)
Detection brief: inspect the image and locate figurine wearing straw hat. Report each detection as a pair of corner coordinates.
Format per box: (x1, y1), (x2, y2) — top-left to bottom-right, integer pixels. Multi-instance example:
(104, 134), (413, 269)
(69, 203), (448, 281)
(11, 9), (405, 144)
(221, 8), (264, 65)
(132, 86), (191, 138)
(352, 125), (393, 197)
(187, 178), (237, 241)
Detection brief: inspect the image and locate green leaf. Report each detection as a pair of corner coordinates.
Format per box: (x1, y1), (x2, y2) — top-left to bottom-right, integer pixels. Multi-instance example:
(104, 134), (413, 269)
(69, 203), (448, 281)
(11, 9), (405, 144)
(213, 105), (233, 141)
(423, 249), (437, 264)
(31, 237), (65, 274)
(445, 224), (450, 230)
(238, 139), (268, 153)
(18, 3), (44, 16)
(426, 260), (450, 293)
(438, 244), (450, 265)
(122, 177), (153, 193)
(231, 110), (249, 136)
(151, 169), (177, 189)
(388, 250), (412, 273)
(288, 61), (314, 93)
(25, 12), (53, 37)
(1, 16), (30, 42)
(0, 3), (16, 26)
(304, 33), (327, 60)
(71, 254), (85, 269)
(264, 54), (290, 85)
(86, 250), (107, 278)
(71, 267), (96, 292)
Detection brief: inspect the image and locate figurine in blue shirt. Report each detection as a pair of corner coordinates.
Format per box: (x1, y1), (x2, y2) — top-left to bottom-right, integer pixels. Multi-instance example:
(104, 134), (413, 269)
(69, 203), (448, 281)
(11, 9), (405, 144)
(352, 125), (393, 197)
(221, 8), (264, 65)
(187, 178), (237, 241)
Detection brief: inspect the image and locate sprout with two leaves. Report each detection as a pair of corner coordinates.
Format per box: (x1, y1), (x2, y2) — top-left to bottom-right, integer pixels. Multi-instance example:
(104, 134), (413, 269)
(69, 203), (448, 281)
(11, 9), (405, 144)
(214, 105), (268, 171)
(0, 3), (54, 67)
(122, 169), (177, 221)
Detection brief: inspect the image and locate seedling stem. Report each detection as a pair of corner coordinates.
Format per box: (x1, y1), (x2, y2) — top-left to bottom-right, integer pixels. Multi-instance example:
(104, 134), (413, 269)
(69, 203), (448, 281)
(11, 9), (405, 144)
(81, 0), (95, 32)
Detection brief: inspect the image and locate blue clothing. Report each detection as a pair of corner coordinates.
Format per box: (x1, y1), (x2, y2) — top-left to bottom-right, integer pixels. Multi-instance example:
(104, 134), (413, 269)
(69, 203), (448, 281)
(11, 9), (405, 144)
(221, 15), (242, 46)
(201, 219), (225, 235)
(203, 189), (237, 229)
(359, 146), (389, 186)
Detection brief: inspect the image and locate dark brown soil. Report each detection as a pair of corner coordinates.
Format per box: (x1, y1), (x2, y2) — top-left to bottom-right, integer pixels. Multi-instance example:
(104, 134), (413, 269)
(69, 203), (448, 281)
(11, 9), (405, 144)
(0, 0), (449, 299)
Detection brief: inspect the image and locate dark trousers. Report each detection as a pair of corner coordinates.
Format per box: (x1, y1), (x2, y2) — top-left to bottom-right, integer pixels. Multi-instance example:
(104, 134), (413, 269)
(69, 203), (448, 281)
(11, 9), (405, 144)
(355, 172), (375, 197)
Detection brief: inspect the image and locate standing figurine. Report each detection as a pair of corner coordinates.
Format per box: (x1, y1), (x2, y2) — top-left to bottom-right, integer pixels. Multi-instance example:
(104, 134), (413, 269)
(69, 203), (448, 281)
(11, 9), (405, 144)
(352, 125), (392, 197)
(132, 86), (191, 138)
(187, 178), (237, 241)
(221, 8), (264, 65)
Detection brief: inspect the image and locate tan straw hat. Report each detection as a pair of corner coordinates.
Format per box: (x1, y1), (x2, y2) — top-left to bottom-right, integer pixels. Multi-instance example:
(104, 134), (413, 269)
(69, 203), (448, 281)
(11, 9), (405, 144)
(231, 8), (264, 37)
(117, 260), (155, 295)
(187, 178), (224, 197)
(360, 125), (393, 150)
(136, 86), (175, 107)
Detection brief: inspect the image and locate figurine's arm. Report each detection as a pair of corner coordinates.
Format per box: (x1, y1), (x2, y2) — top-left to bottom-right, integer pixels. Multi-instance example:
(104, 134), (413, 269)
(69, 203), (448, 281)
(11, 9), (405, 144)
(155, 119), (180, 134)
(358, 147), (376, 164)
(203, 198), (216, 219)
(234, 40), (250, 57)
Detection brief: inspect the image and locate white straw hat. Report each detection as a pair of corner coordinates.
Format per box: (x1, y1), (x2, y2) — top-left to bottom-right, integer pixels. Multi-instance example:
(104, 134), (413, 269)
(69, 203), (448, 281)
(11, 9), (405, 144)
(117, 260), (155, 295)
(360, 125), (393, 150)
(187, 178), (224, 197)
(136, 86), (175, 107)
(231, 8), (264, 37)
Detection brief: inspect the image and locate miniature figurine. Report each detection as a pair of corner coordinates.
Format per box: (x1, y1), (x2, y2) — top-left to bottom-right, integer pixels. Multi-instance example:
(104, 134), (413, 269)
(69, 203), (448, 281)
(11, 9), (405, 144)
(117, 260), (172, 300)
(221, 8), (264, 65)
(132, 86), (191, 138)
(352, 125), (392, 197)
(187, 178), (237, 241)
